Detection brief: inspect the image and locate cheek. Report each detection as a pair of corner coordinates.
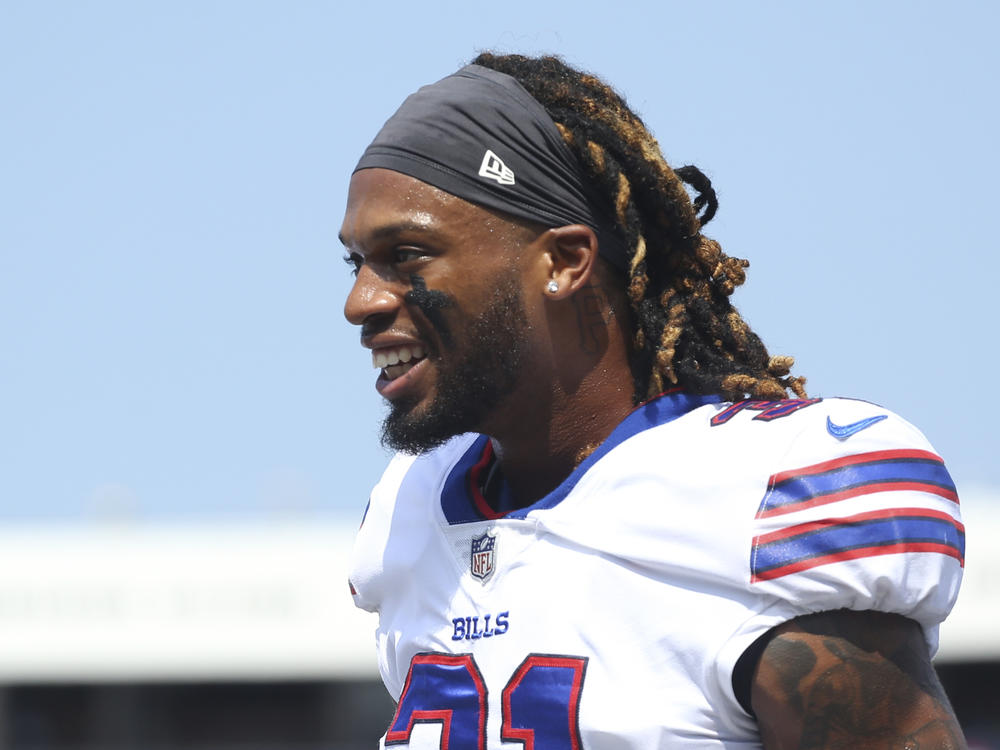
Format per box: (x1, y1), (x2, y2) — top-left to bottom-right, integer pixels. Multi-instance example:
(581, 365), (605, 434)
(405, 274), (456, 313)
(404, 274), (459, 349)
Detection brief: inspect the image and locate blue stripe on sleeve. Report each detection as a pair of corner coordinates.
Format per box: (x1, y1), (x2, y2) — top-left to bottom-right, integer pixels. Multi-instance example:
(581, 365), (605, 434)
(753, 515), (965, 576)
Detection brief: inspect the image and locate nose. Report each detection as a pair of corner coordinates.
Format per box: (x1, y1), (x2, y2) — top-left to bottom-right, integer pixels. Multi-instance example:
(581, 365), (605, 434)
(344, 263), (401, 328)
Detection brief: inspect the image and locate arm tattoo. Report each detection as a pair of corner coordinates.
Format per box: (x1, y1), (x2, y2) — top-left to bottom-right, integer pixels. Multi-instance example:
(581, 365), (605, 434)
(754, 610), (967, 750)
(763, 636), (816, 717)
(573, 281), (612, 354)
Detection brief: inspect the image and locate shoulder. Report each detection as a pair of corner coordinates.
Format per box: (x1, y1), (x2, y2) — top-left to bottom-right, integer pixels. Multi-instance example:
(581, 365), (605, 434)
(740, 397), (964, 651)
(698, 398), (964, 724)
(671, 396), (952, 515)
(584, 395), (963, 650)
(612, 395), (923, 470)
(574, 396), (941, 518)
(703, 396), (924, 455)
(736, 397), (954, 521)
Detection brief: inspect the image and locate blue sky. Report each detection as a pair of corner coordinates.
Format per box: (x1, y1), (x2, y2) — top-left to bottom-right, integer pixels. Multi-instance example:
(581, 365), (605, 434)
(1, 1), (997, 521)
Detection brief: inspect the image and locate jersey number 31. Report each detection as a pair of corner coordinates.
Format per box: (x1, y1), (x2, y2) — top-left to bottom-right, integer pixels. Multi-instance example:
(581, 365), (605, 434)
(386, 652), (588, 749)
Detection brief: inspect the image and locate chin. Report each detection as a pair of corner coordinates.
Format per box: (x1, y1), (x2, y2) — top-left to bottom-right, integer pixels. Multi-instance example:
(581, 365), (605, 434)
(380, 398), (471, 455)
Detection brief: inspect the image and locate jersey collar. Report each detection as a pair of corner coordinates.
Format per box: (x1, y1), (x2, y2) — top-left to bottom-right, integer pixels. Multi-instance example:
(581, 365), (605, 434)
(439, 389), (722, 524)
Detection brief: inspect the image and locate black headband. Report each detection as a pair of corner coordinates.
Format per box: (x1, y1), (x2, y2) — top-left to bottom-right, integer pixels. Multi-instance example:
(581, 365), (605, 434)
(353, 64), (628, 270)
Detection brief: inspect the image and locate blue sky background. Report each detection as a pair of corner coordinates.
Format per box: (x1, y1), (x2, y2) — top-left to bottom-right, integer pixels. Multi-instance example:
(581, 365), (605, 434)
(1, 1), (997, 522)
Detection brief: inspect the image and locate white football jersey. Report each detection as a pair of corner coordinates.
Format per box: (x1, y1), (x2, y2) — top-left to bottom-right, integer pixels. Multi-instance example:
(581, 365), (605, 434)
(349, 392), (964, 749)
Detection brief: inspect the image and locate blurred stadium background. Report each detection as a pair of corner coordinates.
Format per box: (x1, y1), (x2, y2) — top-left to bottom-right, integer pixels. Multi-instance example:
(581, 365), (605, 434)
(0, 517), (391, 748)
(0, 488), (996, 749)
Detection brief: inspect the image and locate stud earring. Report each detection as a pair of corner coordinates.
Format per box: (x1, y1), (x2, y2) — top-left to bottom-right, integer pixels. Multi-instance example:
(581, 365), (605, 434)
(546, 280), (559, 293)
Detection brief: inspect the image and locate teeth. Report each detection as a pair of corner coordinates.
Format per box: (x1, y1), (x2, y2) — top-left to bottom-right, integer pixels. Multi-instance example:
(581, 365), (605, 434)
(384, 363), (411, 380)
(372, 345), (426, 370)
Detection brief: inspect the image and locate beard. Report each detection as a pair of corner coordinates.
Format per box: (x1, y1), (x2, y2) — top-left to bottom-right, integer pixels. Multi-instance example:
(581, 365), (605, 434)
(380, 275), (530, 454)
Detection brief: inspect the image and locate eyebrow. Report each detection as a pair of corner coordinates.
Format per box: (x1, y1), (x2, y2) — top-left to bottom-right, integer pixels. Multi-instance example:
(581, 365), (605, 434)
(338, 220), (439, 248)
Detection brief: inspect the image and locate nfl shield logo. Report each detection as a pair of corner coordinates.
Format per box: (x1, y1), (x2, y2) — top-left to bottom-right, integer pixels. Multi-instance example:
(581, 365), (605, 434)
(470, 532), (496, 582)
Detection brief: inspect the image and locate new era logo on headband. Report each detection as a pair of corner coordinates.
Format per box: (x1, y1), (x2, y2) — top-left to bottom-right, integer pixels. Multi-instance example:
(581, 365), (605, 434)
(478, 149), (515, 185)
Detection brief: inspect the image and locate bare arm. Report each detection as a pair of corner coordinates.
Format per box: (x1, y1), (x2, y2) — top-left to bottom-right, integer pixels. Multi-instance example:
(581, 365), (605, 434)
(751, 609), (966, 749)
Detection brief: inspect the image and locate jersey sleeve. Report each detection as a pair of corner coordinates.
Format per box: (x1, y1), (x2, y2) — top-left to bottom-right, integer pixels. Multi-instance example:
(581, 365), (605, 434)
(710, 399), (965, 722)
(741, 398), (963, 654)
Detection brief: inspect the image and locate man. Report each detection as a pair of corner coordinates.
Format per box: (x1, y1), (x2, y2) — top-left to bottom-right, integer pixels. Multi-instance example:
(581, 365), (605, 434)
(342, 53), (966, 748)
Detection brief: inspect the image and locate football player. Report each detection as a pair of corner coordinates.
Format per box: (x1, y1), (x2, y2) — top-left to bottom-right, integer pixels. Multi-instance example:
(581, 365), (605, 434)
(342, 53), (966, 749)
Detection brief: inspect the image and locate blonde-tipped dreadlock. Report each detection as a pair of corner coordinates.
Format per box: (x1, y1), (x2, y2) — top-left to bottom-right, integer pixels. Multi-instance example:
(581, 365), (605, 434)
(473, 52), (807, 402)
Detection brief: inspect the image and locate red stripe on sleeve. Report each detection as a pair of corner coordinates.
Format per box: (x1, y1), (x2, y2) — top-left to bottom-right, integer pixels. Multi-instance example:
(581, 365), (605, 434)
(756, 481), (960, 519)
(754, 506), (964, 546)
(768, 449), (944, 486)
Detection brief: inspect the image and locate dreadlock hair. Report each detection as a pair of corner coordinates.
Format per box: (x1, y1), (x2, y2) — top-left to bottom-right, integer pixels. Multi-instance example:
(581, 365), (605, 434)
(472, 52), (807, 403)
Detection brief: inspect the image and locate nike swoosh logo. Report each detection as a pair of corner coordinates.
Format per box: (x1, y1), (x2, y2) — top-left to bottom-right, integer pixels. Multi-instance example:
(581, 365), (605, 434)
(826, 415), (888, 439)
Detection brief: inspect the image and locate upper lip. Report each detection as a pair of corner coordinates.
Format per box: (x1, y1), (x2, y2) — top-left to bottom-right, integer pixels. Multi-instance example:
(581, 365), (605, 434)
(361, 333), (426, 352)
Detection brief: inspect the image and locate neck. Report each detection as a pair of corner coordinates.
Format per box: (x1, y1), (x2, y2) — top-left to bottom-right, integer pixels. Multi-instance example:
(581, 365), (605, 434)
(482, 264), (637, 509)
(484, 372), (635, 511)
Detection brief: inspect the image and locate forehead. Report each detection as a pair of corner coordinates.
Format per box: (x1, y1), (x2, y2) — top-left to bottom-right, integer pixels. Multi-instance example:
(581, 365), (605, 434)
(340, 168), (505, 245)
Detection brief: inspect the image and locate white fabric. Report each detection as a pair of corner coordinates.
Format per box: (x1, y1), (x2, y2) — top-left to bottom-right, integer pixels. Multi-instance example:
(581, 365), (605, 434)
(349, 396), (964, 749)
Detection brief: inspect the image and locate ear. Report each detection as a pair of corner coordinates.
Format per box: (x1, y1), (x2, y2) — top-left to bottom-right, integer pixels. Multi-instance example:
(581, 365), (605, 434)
(539, 224), (599, 300)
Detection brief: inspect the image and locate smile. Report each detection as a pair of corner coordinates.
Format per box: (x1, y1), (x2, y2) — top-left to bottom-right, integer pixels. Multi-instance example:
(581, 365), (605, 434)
(373, 344), (427, 381)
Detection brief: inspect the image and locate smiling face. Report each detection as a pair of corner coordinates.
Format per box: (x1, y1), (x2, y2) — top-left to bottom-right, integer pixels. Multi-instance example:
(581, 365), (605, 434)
(341, 168), (547, 453)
